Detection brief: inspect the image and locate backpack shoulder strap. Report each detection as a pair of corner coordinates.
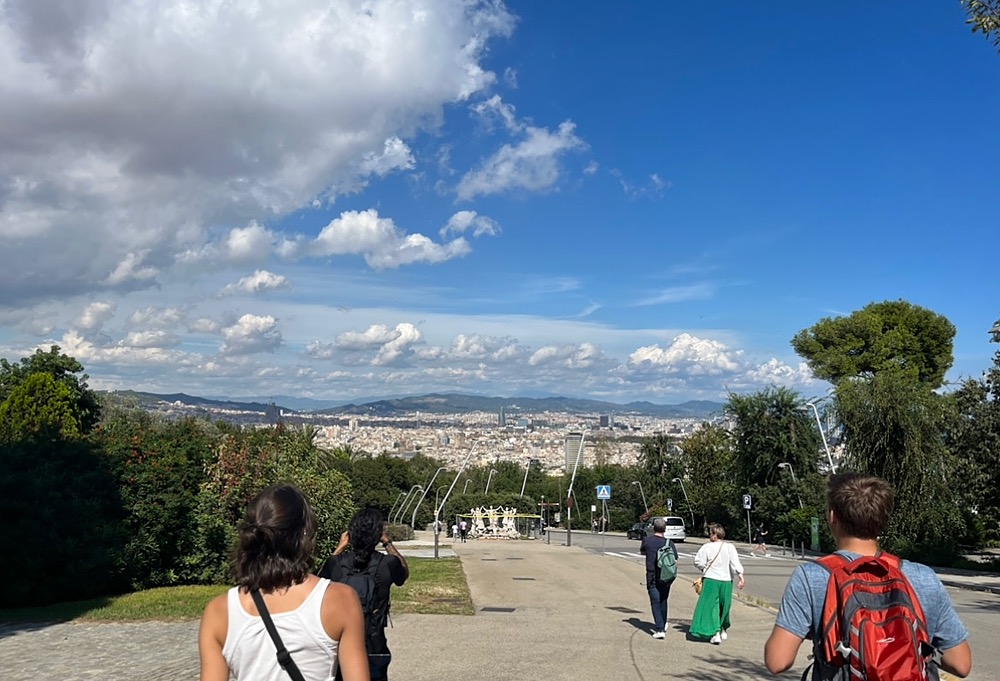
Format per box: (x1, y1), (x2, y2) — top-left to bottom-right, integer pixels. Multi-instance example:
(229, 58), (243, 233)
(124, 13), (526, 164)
(815, 552), (849, 573)
(875, 550), (901, 570)
(250, 588), (308, 681)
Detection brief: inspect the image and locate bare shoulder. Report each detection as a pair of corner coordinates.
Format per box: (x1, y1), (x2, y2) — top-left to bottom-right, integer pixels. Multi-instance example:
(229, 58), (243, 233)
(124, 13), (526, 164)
(203, 591), (229, 620)
(323, 580), (361, 605)
(200, 591), (230, 646)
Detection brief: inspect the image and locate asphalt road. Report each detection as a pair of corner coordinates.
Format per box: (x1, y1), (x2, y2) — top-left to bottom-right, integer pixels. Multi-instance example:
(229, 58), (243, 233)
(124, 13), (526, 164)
(546, 529), (999, 681)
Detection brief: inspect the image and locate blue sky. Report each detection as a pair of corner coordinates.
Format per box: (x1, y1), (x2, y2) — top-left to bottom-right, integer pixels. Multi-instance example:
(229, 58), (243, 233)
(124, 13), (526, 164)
(0, 1), (996, 404)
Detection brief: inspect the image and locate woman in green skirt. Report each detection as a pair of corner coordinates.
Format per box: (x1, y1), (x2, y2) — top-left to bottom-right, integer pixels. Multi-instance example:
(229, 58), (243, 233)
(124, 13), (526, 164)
(690, 523), (745, 644)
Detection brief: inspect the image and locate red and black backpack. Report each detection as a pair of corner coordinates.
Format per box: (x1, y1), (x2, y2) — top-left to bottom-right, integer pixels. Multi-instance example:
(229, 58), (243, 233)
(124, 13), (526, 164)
(807, 552), (938, 681)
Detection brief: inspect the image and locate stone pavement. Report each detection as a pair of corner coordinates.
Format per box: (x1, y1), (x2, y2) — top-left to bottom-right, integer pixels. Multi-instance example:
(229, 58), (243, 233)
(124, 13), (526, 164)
(0, 532), (989, 680)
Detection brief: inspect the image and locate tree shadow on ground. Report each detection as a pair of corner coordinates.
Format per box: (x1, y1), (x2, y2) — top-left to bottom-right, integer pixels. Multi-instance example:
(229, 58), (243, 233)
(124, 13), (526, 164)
(664, 653), (774, 680)
(0, 597), (114, 638)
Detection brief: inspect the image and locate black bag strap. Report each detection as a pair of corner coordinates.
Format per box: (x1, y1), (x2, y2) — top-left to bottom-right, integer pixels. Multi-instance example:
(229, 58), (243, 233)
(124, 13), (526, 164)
(250, 587), (308, 681)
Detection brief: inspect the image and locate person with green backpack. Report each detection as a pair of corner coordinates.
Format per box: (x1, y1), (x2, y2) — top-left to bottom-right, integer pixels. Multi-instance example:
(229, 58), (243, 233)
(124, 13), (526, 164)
(639, 517), (679, 639)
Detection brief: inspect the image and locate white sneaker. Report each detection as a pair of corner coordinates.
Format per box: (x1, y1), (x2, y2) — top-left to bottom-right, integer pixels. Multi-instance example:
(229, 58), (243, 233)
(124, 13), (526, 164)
(652, 631), (665, 639)
(710, 632), (722, 644)
(720, 630), (728, 641)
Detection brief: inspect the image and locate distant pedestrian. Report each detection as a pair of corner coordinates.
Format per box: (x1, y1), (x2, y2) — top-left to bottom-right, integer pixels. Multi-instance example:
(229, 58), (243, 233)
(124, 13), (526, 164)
(750, 523), (769, 557)
(639, 517), (678, 639)
(690, 523), (745, 644)
(459, 519), (468, 542)
(451, 523), (458, 540)
(592, 518), (598, 533)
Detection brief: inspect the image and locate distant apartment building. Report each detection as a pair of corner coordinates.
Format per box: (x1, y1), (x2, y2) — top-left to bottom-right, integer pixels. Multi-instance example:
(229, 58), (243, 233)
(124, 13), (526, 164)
(498, 405), (506, 427)
(564, 432), (584, 474)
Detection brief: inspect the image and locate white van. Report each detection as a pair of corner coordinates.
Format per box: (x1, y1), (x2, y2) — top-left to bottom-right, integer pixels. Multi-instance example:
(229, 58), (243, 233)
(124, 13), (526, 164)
(644, 516), (686, 542)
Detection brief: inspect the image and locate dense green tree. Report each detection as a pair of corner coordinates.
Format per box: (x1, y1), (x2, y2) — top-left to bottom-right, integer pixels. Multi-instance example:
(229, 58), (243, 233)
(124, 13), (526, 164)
(791, 300), (955, 388)
(836, 371), (962, 563)
(0, 373), (85, 442)
(0, 437), (124, 606)
(962, 0), (1000, 50)
(187, 425), (356, 582)
(726, 387), (822, 486)
(636, 434), (687, 504)
(944, 319), (1000, 543)
(348, 454), (414, 516)
(0, 346), (101, 433)
(677, 424), (736, 534)
(94, 410), (215, 589)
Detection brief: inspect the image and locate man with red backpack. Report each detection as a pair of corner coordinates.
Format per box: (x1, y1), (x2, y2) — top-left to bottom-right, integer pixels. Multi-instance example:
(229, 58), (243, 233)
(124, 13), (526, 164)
(764, 473), (972, 679)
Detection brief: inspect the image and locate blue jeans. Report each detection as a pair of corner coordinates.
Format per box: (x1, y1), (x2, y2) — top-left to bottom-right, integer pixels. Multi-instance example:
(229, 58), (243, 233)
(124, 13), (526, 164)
(647, 580), (673, 632)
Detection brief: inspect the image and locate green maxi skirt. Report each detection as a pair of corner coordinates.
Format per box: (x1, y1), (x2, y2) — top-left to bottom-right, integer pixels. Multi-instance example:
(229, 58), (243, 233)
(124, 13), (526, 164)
(689, 578), (733, 640)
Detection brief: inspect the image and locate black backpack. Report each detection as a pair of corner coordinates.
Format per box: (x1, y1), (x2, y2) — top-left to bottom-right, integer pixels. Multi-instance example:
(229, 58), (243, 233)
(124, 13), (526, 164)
(337, 552), (386, 654)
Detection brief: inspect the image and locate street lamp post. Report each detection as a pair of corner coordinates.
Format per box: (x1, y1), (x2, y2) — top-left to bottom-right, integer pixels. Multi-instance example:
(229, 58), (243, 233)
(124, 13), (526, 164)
(566, 433), (586, 547)
(485, 468), (498, 494)
(434, 439), (485, 559)
(395, 485), (423, 524)
(411, 467), (447, 529)
(671, 477), (695, 528)
(802, 401), (837, 473)
(778, 462), (804, 509)
(433, 485), (448, 535)
(519, 461), (531, 497)
(631, 481), (647, 513)
(387, 491), (405, 521)
(392, 485), (420, 524)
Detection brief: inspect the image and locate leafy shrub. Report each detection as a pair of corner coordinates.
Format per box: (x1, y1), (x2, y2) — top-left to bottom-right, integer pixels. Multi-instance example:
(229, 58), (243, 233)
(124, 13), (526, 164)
(94, 411), (215, 589)
(0, 438), (125, 606)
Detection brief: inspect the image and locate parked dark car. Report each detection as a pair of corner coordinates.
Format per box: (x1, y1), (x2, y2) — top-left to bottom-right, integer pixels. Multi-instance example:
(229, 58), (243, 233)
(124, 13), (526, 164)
(627, 522), (647, 540)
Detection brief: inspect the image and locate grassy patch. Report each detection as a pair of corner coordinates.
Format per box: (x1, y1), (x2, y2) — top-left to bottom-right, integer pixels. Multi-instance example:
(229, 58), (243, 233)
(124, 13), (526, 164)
(0, 556), (473, 623)
(392, 556), (474, 616)
(0, 585), (228, 624)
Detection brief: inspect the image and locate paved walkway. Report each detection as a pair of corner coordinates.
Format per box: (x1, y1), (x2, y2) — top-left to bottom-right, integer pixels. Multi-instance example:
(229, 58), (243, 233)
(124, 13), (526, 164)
(1, 533), (990, 680)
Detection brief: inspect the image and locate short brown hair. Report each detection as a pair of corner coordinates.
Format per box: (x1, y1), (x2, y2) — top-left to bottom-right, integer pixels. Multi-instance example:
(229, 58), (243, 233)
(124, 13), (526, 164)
(827, 473), (894, 540)
(708, 523), (726, 540)
(234, 485), (317, 592)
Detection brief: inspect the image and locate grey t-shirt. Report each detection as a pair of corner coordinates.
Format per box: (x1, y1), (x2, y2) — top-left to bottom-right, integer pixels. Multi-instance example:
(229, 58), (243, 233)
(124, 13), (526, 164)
(774, 552), (968, 652)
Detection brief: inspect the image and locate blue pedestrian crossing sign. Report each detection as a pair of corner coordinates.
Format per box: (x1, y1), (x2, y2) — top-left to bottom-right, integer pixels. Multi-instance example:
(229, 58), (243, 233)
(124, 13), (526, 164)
(596, 484), (611, 500)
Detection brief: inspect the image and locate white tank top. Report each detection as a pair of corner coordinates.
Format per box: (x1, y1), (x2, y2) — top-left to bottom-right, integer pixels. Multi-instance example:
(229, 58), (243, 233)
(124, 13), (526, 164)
(223, 578), (339, 681)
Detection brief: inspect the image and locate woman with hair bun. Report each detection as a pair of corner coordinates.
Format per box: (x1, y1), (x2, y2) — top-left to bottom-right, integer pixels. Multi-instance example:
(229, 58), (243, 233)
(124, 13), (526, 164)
(199, 485), (369, 681)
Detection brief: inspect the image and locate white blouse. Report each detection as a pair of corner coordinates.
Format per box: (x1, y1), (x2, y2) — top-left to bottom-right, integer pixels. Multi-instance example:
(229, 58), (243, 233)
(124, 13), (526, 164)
(694, 541), (744, 582)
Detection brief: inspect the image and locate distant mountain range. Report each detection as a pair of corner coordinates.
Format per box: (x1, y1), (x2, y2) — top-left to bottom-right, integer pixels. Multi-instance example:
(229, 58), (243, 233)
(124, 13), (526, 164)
(103, 390), (725, 419)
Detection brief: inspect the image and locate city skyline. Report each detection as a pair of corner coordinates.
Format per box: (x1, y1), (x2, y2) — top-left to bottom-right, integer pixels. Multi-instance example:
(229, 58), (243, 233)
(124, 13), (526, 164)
(1, 2), (997, 404)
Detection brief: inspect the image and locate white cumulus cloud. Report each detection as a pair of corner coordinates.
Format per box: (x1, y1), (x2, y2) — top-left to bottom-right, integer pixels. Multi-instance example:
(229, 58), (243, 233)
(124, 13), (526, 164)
(628, 334), (743, 375)
(457, 97), (586, 200)
(301, 209), (471, 269)
(220, 314), (282, 355)
(440, 211), (500, 238)
(221, 270), (290, 296)
(77, 302), (116, 331)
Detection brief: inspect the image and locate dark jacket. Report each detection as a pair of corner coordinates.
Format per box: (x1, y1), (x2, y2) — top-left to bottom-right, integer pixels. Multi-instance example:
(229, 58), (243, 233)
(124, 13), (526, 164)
(639, 534), (678, 586)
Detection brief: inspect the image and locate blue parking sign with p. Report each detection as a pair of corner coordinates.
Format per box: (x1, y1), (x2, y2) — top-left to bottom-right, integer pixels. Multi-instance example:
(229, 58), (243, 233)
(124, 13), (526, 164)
(596, 484), (611, 500)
